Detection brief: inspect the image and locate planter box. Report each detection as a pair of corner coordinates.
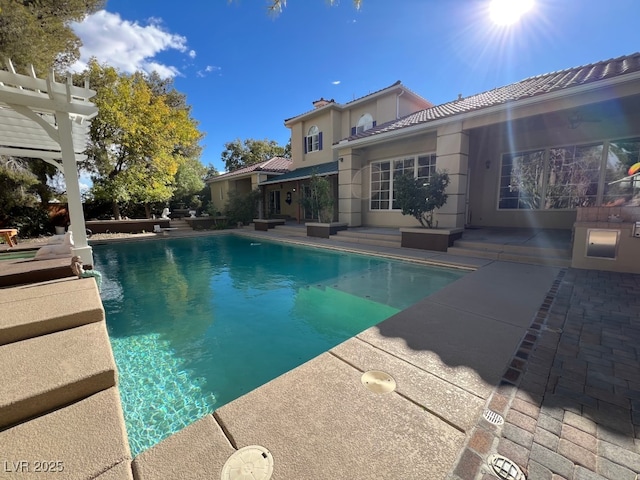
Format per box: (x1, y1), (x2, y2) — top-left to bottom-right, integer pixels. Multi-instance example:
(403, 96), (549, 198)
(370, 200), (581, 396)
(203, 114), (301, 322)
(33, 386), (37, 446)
(306, 222), (349, 239)
(400, 227), (463, 252)
(253, 219), (286, 231)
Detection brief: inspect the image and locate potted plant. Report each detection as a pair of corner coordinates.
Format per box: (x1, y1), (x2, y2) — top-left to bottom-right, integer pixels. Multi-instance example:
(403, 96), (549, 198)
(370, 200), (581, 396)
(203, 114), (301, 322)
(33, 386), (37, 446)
(301, 173), (347, 238)
(395, 171), (462, 251)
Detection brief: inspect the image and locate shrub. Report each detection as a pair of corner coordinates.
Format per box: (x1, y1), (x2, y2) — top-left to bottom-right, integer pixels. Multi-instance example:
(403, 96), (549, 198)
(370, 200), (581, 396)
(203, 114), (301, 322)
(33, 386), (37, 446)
(394, 171), (450, 228)
(299, 173), (333, 222)
(7, 206), (51, 238)
(224, 189), (261, 225)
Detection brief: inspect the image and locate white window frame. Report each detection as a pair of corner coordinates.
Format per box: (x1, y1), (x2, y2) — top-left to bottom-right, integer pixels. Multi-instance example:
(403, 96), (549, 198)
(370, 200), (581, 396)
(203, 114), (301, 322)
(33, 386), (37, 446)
(306, 125), (320, 153)
(369, 153), (437, 211)
(356, 113), (374, 134)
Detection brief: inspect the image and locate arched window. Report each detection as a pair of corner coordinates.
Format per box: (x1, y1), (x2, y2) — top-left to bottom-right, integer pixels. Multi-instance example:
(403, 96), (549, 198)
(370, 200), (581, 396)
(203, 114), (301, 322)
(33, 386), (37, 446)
(305, 125), (322, 153)
(353, 113), (376, 135)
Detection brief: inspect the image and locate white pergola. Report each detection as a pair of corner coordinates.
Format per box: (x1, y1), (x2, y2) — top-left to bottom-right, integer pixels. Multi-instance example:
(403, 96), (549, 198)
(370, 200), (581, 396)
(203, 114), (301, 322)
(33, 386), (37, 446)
(0, 60), (98, 265)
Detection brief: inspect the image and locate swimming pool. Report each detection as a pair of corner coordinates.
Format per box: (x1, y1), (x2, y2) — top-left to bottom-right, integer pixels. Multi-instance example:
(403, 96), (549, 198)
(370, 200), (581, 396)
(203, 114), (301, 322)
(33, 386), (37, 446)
(94, 235), (466, 456)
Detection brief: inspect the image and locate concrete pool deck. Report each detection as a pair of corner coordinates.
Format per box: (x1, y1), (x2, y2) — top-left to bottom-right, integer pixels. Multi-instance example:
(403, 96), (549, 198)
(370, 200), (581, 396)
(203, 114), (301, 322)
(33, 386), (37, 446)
(1, 229), (638, 479)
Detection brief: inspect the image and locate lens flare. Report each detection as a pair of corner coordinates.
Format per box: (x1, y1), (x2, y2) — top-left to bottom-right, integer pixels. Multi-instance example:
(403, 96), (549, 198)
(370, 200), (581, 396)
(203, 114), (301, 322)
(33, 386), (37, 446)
(489, 0), (534, 25)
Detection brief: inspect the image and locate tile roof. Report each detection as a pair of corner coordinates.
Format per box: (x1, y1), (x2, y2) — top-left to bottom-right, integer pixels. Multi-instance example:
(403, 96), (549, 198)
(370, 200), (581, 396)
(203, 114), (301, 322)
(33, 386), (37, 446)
(208, 157), (292, 182)
(260, 161), (339, 185)
(339, 52), (640, 144)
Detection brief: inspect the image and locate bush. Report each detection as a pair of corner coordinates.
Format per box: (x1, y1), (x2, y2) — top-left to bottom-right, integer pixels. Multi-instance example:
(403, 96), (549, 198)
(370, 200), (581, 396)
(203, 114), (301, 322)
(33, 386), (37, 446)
(299, 173), (333, 222)
(224, 189), (261, 225)
(7, 206), (51, 238)
(394, 171), (450, 228)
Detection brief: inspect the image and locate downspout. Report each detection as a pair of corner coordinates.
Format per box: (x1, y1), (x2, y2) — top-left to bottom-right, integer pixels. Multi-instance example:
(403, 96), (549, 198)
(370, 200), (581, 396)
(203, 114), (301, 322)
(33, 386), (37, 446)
(396, 89), (405, 119)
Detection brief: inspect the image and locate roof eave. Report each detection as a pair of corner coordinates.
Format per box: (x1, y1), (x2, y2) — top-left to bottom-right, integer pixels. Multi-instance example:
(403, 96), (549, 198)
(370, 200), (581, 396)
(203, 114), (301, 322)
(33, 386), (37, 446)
(334, 70), (640, 150)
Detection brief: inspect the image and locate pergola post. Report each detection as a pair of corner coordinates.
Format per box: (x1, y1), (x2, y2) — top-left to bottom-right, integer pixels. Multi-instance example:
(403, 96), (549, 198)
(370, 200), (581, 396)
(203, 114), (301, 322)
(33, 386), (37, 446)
(57, 113), (92, 265)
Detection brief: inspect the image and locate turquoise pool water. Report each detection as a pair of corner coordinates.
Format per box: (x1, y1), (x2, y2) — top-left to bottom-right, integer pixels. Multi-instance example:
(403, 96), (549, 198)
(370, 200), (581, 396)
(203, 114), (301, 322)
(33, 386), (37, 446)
(94, 235), (465, 456)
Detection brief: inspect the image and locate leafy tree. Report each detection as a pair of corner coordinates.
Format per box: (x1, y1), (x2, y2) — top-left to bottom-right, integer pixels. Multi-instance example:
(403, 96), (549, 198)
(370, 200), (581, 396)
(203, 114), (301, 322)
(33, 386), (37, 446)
(394, 171), (449, 228)
(300, 173), (334, 222)
(82, 61), (203, 219)
(0, 0), (104, 75)
(221, 138), (289, 172)
(172, 157), (207, 209)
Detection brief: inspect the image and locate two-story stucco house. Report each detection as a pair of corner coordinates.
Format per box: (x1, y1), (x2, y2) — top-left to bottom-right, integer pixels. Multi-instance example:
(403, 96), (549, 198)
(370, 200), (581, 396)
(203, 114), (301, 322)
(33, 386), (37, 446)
(260, 52), (640, 232)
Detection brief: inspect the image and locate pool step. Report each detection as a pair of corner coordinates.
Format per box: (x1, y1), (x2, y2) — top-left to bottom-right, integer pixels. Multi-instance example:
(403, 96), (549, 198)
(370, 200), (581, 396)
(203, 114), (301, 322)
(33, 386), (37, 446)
(0, 277), (131, 478)
(448, 240), (572, 267)
(0, 387), (132, 479)
(331, 230), (402, 248)
(0, 277), (103, 345)
(0, 321), (117, 429)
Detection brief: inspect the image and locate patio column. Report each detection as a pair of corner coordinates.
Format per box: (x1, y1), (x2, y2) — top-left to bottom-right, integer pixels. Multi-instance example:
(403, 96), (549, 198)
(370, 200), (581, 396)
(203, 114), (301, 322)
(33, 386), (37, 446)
(338, 148), (363, 226)
(57, 113), (93, 266)
(435, 122), (469, 229)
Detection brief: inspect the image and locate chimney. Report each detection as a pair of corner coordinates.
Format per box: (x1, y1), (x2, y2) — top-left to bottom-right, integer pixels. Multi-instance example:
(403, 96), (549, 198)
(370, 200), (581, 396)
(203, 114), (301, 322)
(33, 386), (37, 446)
(312, 97), (334, 109)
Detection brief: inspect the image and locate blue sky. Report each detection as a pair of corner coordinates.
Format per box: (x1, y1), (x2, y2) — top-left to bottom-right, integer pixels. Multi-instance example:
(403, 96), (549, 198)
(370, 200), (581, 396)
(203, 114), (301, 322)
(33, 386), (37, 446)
(71, 0), (638, 174)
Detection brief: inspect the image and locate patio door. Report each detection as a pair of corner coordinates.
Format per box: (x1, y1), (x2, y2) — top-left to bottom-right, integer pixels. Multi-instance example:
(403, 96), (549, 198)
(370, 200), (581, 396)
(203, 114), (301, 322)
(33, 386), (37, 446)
(269, 190), (281, 215)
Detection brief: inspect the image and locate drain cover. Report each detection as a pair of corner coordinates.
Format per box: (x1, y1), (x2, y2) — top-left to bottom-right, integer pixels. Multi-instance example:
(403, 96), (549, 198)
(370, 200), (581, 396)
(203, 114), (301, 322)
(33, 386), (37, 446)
(487, 453), (526, 480)
(361, 370), (396, 394)
(221, 445), (274, 480)
(483, 409), (505, 425)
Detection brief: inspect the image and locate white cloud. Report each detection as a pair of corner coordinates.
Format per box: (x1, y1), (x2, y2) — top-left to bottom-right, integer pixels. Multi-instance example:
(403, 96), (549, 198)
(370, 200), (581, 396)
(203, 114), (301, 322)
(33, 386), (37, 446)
(189, 50), (196, 58)
(197, 65), (222, 78)
(332, 80), (341, 85)
(71, 10), (188, 78)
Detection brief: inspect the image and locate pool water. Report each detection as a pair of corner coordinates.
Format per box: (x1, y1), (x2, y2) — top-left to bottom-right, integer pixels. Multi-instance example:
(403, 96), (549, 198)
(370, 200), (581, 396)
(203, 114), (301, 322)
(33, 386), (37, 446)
(94, 235), (465, 456)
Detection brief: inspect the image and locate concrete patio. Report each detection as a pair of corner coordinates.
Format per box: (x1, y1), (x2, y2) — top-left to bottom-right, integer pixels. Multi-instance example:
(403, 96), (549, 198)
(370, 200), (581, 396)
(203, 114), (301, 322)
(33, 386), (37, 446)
(0, 229), (638, 479)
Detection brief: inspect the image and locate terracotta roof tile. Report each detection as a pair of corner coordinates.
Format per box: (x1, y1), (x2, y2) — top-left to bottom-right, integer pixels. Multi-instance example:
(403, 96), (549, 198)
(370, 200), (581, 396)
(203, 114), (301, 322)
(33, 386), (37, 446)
(339, 52), (640, 144)
(209, 157), (292, 181)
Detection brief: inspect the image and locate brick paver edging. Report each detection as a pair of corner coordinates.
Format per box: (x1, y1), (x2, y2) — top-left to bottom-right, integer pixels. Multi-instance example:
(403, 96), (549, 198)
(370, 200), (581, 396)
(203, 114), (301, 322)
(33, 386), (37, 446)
(447, 268), (640, 480)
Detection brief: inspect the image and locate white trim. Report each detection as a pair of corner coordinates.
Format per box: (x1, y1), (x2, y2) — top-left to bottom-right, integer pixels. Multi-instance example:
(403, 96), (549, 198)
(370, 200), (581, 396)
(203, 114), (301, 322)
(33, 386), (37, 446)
(369, 152), (437, 212)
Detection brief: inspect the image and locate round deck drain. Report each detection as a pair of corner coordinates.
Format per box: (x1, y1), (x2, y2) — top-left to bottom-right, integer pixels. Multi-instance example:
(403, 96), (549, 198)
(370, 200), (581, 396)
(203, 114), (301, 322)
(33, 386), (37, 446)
(361, 370), (396, 394)
(483, 409), (505, 425)
(221, 445), (274, 480)
(487, 453), (526, 480)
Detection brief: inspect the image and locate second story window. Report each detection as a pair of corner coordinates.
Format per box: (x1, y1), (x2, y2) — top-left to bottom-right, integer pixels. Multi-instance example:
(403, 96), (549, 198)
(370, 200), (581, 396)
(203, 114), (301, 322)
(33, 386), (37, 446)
(305, 125), (322, 153)
(352, 113), (376, 135)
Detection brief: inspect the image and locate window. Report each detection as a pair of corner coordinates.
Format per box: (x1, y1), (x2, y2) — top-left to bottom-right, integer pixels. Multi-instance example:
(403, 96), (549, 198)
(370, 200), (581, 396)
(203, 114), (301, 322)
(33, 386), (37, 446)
(604, 138), (640, 205)
(499, 150), (545, 209)
(370, 162), (391, 210)
(305, 126), (322, 153)
(545, 144), (602, 208)
(370, 153), (436, 211)
(269, 190), (281, 215)
(354, 113), (375, 135)
(498, 142), (604, 210)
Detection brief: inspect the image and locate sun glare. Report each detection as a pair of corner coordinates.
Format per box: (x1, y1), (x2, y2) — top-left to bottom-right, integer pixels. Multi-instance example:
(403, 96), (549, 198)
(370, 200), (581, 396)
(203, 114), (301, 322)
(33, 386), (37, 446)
(489, 0), (534, 26)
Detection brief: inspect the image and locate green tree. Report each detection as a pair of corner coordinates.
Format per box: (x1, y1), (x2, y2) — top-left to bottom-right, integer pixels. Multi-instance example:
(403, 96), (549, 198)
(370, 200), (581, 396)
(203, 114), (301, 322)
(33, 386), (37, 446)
(394, 171), (449, 228)
(82, 61), (203, 219)
(221, 138), (288, 172)
(0, 0), (104, 75)
(172, 157), (207, 208)
(300, 173), (334, 222)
